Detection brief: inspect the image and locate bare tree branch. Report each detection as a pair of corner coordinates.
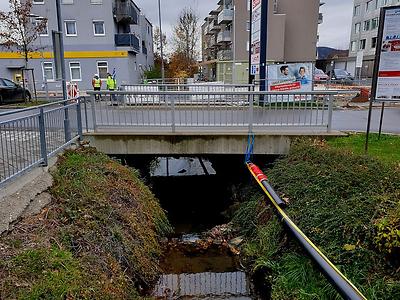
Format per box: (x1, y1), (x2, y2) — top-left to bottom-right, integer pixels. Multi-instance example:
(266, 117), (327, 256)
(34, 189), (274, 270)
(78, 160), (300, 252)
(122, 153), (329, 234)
(0, 0), (47, 66)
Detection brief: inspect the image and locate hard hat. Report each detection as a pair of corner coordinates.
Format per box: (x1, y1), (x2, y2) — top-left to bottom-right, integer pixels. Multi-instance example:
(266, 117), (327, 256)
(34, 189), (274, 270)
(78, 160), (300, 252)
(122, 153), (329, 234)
(94, 74), (99, 77)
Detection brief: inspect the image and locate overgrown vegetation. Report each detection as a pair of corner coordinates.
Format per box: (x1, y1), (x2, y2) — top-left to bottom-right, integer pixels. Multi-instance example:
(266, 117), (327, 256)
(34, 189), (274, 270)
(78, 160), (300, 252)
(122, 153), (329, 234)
(0, 147), (172, 299)
(235, 139), (400, 299)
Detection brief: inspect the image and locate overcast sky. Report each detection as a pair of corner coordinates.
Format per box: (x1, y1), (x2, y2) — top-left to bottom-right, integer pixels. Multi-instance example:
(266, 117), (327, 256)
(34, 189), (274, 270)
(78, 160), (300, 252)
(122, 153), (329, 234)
(136, 0), (353, 50)
(0, 0), (353, 50)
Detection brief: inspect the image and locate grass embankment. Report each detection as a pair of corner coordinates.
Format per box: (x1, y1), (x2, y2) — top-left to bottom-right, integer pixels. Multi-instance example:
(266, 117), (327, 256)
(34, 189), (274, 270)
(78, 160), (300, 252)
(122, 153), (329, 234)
(0, 147), (172, 299)
(327, 133), (400, 165)
(235, 139), (400, 299)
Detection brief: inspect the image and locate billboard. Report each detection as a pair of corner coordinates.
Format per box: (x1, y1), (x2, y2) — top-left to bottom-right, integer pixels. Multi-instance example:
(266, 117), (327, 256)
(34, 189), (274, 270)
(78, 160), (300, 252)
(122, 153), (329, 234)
(373, 6), (400, 101)
(267, 63), (313, 93)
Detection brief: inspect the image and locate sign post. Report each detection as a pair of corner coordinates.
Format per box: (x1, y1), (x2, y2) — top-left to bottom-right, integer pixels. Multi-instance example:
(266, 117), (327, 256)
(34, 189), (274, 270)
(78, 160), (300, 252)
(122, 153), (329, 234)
(366, 6), (400, 151)
(250, 0), (268, 91)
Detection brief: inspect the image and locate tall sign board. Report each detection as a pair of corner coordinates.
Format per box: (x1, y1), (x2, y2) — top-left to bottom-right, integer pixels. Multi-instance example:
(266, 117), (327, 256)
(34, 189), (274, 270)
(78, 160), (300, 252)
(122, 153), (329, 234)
(250, 0), (262, 75)
(372, 6), (400, 102)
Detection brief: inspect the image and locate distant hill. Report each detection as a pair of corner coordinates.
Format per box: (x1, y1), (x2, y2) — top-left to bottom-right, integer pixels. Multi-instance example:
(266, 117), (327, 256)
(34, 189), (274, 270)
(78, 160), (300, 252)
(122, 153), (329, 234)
(317, 47), (348, 60)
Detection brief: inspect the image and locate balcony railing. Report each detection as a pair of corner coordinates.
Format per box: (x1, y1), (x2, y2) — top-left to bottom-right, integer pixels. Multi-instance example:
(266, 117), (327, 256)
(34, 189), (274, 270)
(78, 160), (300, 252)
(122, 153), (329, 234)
(114, 0), (138, 24)
(217, 30), (231, 44)
(218, 49), (233, 61)
(218, 8), (233, 24)
(115, 33), (140, 53)
(210, 21), (221, 32)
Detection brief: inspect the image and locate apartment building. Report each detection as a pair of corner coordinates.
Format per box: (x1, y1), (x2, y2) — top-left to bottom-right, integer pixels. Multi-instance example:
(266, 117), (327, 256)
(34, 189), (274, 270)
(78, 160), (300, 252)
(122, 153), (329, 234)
(200, 0), (320, 84)
(348, 0), (400, 77)
(0, 0), (154, 92)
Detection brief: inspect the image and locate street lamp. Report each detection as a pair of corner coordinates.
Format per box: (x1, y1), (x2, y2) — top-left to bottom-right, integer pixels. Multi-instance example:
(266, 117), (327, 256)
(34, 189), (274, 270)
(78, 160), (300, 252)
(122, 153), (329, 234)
(158, 0), (165, 83)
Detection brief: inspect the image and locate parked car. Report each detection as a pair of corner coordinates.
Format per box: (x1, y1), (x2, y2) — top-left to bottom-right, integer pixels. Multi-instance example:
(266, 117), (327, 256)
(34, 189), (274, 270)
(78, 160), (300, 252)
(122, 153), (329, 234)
(314, 69), (329, 82)
(327, 69), (354, 85)
(0, 78), (31, 104)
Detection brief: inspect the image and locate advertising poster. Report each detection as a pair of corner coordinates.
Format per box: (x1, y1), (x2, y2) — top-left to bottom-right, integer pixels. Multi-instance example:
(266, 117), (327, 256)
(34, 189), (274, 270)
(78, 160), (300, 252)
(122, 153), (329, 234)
(250, 0), (262, 75)
(267, 63), (313, 93)
(375, 7), (400, 101)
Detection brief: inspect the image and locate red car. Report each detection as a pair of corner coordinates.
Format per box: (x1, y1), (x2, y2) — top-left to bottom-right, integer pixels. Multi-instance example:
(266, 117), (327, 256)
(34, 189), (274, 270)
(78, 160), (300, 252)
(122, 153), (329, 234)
(314, 69), (329, 82)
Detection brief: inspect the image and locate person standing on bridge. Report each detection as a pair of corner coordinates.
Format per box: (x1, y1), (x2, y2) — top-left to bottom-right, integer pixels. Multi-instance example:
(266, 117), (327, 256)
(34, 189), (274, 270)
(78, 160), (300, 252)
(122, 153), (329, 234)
(92, 74), (102, 101)
(106, 72), (117, 103)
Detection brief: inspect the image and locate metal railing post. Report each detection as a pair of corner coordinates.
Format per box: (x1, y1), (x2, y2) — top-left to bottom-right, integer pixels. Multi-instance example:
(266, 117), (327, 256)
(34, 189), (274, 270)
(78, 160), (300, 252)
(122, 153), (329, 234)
(83, 97), (89, 132)
(91, 94), (97, 132)
(76, 98), (83, 139)
(249, 93), (254, 133)
(327, 94), (334, 132)
(171, 95), (176, 133)
(64, 102), (71, 142)
(38, 108), (48, 166)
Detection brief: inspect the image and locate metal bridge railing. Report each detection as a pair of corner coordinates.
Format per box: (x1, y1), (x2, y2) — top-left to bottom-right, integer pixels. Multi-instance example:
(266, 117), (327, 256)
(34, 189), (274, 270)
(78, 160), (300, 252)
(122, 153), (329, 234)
(85, 90), (337, 133)
(0, 98), (83, 186)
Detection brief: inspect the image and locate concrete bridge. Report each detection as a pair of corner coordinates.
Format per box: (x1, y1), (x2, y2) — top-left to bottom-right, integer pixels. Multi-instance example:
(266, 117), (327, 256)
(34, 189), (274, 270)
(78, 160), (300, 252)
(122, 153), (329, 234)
(84, 88), (339, 155)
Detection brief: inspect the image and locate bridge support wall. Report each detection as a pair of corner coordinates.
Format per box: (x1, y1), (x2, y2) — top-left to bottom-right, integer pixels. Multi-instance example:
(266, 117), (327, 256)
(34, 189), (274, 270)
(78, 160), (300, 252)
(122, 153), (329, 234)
(83, 132), (343, 155)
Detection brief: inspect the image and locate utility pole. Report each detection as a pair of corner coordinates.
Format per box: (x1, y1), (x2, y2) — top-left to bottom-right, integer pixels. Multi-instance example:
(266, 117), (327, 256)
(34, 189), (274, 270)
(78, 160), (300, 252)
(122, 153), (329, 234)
(56, 0), (67, 100)
(158, 0), (165, 83)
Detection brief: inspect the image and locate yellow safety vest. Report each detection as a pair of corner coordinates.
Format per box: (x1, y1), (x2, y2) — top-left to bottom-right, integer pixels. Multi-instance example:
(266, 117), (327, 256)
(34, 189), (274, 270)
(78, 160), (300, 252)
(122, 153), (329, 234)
(93, 78), (101, 88)
(107, 76), (117, 90)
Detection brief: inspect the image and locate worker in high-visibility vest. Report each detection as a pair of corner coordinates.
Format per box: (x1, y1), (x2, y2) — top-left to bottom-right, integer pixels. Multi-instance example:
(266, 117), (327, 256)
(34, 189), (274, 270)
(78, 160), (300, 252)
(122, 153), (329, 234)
(106, 73), (117, 103)
(92, 74), (102, 101)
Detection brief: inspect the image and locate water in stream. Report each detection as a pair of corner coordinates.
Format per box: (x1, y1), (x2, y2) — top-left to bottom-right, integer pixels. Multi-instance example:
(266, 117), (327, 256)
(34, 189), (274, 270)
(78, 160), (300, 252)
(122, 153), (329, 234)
(119, 155), (274, 299)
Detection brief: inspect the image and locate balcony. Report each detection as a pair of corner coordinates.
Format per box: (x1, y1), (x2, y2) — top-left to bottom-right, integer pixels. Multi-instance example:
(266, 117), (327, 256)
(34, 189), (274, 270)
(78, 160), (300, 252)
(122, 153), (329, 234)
(114, 0), (138, 24)
(115, 33), (140, 53)
(218, 49), (233, 61)
(318, 13), (323, 24)
(205, 24), (214, 35)
(218, 9), (233, 24)
(210, 21), (221, 32)
(217, 30), (231, 44)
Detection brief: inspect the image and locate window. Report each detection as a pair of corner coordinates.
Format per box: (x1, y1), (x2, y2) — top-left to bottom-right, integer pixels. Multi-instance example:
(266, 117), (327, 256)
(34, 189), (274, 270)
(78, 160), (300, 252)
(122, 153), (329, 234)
(359, 39), (366, 50)
(351, 41), (357, 52)
(354, 5), (360, 16)
(366, 0), (377, 11)
(355, 23), (361, 34)
(371, 18), (379, 30)
(3, 79), (16, 87)
(246, 21), (250, 31)
(97, 61), (108, 79)
(371, 37), (377, 48)
(69, 62), (81, 81)
(364, 20), (370, 31)
(33, 19), (48, 36)
(33, 0), (44, 4)
(65, 20), (77, 36)
(62, 0), (73, 4)
(91, 0), (102, 4)
(42, 62), (54, 81)
(93, 21), (105, 36)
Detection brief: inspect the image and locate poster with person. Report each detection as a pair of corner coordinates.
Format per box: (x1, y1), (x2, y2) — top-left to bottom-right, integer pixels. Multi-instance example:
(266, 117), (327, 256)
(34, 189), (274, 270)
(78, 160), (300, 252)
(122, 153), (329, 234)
(267, 63), (313, 93)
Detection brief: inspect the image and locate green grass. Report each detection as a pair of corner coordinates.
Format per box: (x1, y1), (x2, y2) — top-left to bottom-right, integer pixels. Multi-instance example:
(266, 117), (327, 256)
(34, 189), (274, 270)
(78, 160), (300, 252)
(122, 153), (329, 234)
(0, 147), (172, 299)
(235, 139), (400, 299)
(327, 133), (400, 164)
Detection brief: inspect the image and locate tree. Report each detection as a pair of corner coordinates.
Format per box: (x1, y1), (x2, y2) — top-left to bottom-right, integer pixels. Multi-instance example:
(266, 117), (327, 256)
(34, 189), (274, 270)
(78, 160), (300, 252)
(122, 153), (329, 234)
(0, 0), (47, 68)
(153, 26), (167, 58)
(172, 7), (199, 62)
(168, 52), (197, 79)
(170, 7), (199, 78)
